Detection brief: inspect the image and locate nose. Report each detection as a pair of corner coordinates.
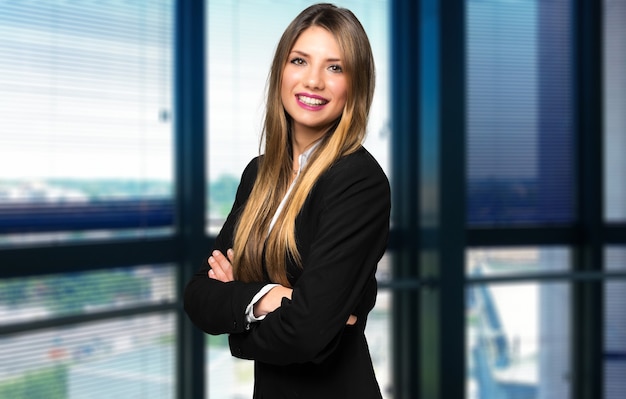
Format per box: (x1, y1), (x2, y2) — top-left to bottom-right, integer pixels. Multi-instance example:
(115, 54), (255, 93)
(304, 67), (324, 90)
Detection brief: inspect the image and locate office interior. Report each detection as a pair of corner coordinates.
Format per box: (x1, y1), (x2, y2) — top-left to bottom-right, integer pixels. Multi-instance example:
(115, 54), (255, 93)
(0, 1), (625, 398)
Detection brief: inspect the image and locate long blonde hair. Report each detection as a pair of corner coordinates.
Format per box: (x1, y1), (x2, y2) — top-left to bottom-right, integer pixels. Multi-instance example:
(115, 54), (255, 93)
(232, 3), (375, 286)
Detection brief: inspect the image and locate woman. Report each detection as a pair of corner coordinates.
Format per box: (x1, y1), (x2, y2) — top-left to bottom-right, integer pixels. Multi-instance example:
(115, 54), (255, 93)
(184, 3), (390, 398)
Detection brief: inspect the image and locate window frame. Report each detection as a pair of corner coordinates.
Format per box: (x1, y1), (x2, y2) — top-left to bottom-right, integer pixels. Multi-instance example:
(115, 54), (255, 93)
(2, 1), (626, 399)
(389, 0), (626, 399)
(0, 1), (208, 398)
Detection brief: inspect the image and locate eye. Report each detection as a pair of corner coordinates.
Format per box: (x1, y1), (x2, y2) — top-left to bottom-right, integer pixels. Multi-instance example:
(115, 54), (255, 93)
(328, 64), (343, 73)
(290, 57), (306, 66)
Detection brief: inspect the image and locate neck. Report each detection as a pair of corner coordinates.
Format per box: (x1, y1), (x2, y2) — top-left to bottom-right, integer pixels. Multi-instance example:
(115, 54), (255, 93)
(292, 130), (325, 158)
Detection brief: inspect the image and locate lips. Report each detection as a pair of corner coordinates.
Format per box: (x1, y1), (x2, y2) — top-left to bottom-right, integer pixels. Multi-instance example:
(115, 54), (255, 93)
(296, 93), (329, 107)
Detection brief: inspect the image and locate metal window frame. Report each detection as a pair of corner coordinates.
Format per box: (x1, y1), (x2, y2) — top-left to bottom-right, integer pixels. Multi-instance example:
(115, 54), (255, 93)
(2, 1), (626, 399)
(390, 0), (626, 399)
(0, 1), (209, 398)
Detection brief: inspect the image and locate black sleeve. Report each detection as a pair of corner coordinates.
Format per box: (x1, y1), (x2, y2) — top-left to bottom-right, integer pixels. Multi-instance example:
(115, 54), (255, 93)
(183, 157), (267, 335)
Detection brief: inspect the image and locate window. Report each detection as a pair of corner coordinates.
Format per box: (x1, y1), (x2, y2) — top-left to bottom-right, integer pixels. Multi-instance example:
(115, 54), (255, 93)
(464, 1), (581, 397)
(0, 265), (177, 398)
(0, 1), (174, 245)
(466, 0), (574, 226)
(0, 2), (179, 398)
(3, 2), (622, 398)
(604, 0), (626, 222)
(605, 248), (626, 399)
(466, 249), (572, 398)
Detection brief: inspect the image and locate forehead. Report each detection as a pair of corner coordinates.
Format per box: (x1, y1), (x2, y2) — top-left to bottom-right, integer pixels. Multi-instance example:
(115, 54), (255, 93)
(290, 26), (342, 57)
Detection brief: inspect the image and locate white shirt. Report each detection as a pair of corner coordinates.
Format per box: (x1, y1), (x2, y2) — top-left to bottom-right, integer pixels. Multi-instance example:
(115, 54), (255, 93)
(244, 142), (321, 326)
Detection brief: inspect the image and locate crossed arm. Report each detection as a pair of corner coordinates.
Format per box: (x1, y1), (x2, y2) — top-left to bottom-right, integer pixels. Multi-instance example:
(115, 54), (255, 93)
(207, 249), (357, 325)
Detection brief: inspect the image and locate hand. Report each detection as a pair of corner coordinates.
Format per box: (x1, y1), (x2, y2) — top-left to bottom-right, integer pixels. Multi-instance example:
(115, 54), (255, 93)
(347, 315), (357, 325)
(207, 249), (235, 282)
(253, 285), (293, 318)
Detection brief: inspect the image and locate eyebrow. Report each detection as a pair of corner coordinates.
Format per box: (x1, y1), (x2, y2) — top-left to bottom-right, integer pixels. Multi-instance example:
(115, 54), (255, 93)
(290, 50), (342, 63)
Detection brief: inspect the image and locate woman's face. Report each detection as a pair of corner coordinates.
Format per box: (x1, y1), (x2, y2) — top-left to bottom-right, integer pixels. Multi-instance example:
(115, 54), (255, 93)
(281, 26), (348, 140)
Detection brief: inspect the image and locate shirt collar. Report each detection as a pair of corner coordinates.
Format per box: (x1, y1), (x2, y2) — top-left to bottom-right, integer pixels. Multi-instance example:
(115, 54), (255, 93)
(295, 139), (322, 174)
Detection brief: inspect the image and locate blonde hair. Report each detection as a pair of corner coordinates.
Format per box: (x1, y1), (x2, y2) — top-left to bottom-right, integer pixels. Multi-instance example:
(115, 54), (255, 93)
(232, 3), (375, 286)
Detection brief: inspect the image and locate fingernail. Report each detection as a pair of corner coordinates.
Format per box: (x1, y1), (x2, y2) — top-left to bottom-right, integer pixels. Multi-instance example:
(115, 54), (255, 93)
(208, 256), (214, 263)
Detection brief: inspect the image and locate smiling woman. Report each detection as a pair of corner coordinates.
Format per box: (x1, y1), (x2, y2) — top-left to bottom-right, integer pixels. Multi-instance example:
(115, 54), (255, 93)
(186, 4), (390, 399)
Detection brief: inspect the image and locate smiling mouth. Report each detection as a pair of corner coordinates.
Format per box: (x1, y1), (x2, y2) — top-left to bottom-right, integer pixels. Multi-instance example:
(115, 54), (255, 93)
(297, 95), (328, 106)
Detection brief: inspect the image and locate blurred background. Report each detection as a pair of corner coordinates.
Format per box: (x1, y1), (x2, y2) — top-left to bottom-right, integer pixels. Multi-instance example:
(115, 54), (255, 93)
(0, 0), (624, 398)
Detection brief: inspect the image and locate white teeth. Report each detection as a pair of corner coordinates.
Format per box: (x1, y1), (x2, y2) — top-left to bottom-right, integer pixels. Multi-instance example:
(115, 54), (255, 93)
(298, 95), (326, 106)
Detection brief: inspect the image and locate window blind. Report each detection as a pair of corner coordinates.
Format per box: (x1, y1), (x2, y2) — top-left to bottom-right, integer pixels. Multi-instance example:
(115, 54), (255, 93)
(466, 0), (575, 226)
(605, 248), (626, 399)
(0, 264), (176, 398)
(604, 0), (626, 222)
(0, 1), (174, 240)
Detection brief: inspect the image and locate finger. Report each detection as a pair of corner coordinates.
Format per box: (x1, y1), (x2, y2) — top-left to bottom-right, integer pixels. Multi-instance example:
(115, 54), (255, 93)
(212, 250), (229, 265)
(210, 250), (234, 282)
(212, 250), (232, 273)
(208, 255), (229, 282)
(221, 250), (235, 281)
(346, 315), (358, 325)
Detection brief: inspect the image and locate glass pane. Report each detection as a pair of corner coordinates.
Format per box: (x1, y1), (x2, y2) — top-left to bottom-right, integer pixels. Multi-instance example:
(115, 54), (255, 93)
(0, 1), (174, 242)
(0, 313), (176, 399)
(205, 290), (393, 399)
(467, 282), (571, 399)
(604, 0), (626, 222)
(206, 0), (390, 233)
(605, 247), (626, 399)
(466, 0), (575, 226)
(0, 265), (176, 326)
(467, 248), (570, 277)
(206, 334), (253, 398)
(366, 290), (393, 398)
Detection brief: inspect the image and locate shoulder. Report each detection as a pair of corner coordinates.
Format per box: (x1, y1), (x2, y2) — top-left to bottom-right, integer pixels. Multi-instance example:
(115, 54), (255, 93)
(242, 155), (262, 178)
(312, 146), (390, 208)
(230, 155), (263, 206)
(323, 146), (389, 187)
(239, 155), (262, 187)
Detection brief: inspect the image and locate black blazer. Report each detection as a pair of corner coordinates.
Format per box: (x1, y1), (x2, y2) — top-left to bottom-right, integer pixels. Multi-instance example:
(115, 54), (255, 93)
(184, 146), (391, 399)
